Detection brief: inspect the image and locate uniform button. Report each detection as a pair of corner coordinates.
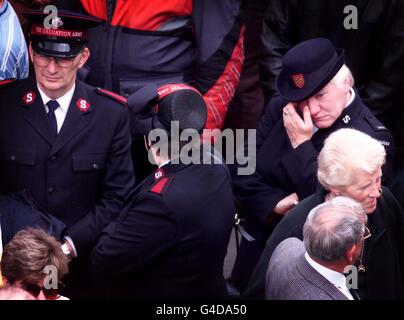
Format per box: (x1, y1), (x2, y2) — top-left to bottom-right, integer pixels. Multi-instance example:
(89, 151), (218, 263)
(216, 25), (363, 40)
(92, 163), (99, 169)
(10, 155), (16, 161)
(48, 187), (54, 193)
(50, 155), (57, 161)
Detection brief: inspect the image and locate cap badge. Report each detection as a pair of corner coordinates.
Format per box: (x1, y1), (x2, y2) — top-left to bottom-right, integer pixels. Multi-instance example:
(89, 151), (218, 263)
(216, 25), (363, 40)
(22, 91), (36, 105)
(76, 98), (90, 112)
(292, 74), (305, 89)
(50, 16), (63, 28)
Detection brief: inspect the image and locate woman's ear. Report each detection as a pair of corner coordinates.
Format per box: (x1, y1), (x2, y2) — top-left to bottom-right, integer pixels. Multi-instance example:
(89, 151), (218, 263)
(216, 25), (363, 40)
(329, 186), (341, 196)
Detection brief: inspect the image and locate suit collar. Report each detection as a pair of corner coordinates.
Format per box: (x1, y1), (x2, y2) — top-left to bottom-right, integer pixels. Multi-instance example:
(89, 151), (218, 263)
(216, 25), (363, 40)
(49, 80), (93, 156)
(296, 253), (349, 300)
(36, 82), (75, 115)
(157, 161), (188, 175)
(20, 78), (93, 150)
(304, 252), (350, 295)
(20, 77), (55, 146)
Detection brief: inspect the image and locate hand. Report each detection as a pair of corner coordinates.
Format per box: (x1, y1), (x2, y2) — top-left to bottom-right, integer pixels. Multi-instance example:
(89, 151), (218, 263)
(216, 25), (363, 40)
(273, 193), (299, 216)
(283, 103), (314, 148)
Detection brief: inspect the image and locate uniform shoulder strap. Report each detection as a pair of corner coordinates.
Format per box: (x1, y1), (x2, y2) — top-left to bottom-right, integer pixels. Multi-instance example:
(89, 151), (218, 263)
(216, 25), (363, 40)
(95, 87), (127, 106)
(149, 175), (174, 196)
(0, 79), (16, 88)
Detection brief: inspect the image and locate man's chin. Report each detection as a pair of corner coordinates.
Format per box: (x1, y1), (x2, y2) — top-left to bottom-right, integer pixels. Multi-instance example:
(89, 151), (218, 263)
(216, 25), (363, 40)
(313, 119), (332, 129)
(41, 80), (63, 91)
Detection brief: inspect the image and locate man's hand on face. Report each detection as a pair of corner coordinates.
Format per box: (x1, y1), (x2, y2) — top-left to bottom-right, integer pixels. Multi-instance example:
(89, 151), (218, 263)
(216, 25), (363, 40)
(273, 193), (299, 216)
(283, 103), (314, 148)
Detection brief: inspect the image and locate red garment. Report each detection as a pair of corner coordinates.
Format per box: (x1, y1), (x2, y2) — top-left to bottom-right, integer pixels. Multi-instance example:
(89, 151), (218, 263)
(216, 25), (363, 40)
(81, 0), (192, 30)
(80, 0), (244, 129)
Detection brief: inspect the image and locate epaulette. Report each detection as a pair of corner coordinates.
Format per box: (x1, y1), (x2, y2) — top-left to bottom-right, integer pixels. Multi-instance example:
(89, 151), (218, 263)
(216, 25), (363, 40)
(365, 113), (389, 132)
(149, 175), (173, 196)
(0, 79), (16, 88)
(149, 168), (174, 196)
(96, 87), (127, 106)
(364, 114), (392, 148)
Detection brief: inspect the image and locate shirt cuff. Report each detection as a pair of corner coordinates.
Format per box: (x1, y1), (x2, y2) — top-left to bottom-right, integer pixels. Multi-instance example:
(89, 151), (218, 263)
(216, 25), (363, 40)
(63, 235), (78, 258)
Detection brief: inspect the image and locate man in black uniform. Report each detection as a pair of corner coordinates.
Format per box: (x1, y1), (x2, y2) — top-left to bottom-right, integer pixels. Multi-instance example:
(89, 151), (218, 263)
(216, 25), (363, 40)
(91, 84), (236, 299)
(0, 10), (135, 297)
(230, 38), (394, 293)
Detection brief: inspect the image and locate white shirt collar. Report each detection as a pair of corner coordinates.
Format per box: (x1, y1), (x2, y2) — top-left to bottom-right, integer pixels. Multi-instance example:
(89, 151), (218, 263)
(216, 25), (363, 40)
(305, 252), (353, 300)
(37, 83), (75, 114)
(159, 159), (171, 168)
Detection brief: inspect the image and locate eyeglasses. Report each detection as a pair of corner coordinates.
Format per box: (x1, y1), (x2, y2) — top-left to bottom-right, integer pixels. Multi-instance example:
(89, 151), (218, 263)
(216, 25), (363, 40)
(22, 282), (62, 300)
(363, 226), (372, 240)
(32, 52), (76, 68)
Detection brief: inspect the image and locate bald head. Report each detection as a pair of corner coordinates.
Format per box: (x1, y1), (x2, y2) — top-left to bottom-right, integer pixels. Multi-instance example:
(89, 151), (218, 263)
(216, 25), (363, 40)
(303, 198), (366, 262)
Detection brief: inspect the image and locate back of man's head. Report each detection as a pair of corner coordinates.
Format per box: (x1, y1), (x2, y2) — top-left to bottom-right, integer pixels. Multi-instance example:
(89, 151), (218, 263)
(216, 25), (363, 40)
(303, 197), (365, 263)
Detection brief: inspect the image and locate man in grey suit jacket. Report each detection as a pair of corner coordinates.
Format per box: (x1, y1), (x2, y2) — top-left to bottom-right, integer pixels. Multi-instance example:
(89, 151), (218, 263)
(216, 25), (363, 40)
(265, 197), (367, 300)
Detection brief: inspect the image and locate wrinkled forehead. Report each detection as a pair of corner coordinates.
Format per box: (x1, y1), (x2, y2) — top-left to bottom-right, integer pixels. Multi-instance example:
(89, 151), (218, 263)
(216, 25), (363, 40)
(298, 81), (337, 102)
(350, 166), (383, 186)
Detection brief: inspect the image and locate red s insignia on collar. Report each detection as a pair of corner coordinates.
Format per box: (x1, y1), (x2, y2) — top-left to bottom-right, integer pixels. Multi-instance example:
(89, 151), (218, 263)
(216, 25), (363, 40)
(22, 91), (36, 105)
(154, 168), (165, 181)
(76, 98), (90, 112)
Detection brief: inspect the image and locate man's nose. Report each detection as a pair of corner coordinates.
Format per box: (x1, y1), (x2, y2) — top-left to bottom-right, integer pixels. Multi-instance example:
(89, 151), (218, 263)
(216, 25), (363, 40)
(307, 98), (320, 115)
(46, 58), (59, 72)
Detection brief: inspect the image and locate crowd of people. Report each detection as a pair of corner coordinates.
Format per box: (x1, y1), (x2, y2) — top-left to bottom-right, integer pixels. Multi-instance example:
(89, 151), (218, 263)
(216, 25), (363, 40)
(0, 0), (404, 300)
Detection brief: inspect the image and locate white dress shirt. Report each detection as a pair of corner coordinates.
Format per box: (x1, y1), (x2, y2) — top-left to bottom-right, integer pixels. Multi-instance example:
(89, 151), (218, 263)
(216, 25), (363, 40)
(37, 83), (75, 133)
(37, 84), (78, 257)
(305, 252), (354, 300)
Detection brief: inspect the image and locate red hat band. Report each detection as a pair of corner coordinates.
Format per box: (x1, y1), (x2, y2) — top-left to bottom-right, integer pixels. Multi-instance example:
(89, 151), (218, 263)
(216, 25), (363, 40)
(31, 25), (88, 40)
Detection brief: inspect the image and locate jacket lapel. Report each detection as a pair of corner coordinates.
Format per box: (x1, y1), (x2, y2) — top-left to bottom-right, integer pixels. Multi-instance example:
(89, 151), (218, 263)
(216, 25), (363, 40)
(297, 254), (349, 300)
(49, 81), (92, 156)
(21, 79), (55, 146)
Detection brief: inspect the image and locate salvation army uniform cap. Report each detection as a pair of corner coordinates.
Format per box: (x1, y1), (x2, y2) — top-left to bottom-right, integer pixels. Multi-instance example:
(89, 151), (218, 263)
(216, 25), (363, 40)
(128, 83), (207, 136)
(21, 9), (101, 58)
(276, 38), (345, 102)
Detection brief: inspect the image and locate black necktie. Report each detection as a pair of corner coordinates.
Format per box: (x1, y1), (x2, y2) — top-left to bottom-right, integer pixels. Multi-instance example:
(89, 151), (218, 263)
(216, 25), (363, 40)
(47, 100), (59, 136)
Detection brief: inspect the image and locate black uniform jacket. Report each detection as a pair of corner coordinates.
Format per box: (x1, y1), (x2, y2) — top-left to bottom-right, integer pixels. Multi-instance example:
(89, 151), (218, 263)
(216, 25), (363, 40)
(0, 77), (135, 255)
(92, 156), (235, 299)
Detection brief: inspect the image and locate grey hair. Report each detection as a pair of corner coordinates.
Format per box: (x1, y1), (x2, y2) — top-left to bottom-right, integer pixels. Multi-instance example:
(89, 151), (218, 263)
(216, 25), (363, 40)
(330, 64), (355, 88)
(303, 198), (365, 261)
(317, 128), (385, 190)
(327, 196), (367, 225)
